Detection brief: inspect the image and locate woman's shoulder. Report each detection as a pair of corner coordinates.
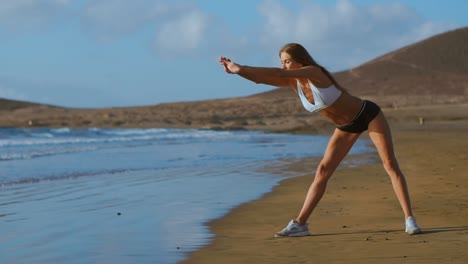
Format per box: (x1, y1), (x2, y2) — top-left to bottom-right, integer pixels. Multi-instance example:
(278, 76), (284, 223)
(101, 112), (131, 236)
(308, 78), (334, 88)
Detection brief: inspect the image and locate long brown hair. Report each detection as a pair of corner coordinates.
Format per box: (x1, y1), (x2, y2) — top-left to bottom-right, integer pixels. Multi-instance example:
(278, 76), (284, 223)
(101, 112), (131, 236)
(279, 43), (345, 91)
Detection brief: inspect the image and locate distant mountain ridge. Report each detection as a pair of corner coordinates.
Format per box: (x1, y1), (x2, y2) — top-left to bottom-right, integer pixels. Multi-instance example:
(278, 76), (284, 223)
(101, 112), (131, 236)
(1, 27), (467, 129)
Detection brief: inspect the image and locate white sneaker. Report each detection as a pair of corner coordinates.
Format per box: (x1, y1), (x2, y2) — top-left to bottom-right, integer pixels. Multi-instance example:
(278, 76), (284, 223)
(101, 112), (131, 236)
(405, 216), (422, 235)
(275, 220), (310, 237)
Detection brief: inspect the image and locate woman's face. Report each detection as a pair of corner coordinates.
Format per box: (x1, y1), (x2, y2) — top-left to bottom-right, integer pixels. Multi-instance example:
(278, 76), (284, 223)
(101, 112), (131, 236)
(280, 52), (303, 70)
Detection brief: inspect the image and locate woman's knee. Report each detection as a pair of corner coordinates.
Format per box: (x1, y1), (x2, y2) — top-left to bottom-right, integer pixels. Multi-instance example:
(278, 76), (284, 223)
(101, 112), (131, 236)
(382, 158), (400, 174)
(314, 163), (333, 183)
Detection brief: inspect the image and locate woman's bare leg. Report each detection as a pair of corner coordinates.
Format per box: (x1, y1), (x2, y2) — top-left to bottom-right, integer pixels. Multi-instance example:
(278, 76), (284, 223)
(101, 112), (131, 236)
(295, 128), (361, 225)
(367, 112), (414, 218)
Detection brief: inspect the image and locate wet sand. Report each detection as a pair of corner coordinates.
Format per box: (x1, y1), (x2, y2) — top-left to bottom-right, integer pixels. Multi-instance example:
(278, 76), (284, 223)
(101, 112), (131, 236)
(182, 118), (468, 263)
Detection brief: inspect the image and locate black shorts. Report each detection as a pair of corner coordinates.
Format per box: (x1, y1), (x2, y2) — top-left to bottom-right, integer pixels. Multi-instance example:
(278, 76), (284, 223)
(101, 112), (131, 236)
(337, 100), (381, 133)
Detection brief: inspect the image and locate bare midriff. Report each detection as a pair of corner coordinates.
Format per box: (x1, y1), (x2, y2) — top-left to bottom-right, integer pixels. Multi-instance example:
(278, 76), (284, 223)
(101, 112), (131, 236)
(318, 93), (364, 126)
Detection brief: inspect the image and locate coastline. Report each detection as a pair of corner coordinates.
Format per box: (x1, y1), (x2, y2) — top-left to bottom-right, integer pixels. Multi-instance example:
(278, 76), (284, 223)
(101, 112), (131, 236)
(181, 119), (468, 263)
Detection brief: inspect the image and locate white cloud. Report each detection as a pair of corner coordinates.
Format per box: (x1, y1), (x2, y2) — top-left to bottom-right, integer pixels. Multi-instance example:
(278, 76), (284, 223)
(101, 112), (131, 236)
(82, 0), (170, 39)
(81, 0), (197, 41)
(155, 10), (208, 54)
(81, 0), (212, 54)
(0, 0), (71, 30)
(256, 0), (458, 71)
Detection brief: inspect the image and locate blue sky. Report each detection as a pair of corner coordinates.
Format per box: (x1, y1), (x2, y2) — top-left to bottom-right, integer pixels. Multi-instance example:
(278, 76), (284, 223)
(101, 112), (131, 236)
(0, 0), (466, 108)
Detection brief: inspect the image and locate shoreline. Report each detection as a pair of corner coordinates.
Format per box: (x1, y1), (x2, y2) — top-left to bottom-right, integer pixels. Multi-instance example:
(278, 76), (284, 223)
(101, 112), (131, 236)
(181, 121), (468, 263)
(2, 102), (467, 133)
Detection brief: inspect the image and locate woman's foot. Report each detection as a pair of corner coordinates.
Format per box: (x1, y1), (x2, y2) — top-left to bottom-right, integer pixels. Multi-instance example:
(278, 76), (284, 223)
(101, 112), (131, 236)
(405, 216), (422, 235)
(275, 220), (310, 237)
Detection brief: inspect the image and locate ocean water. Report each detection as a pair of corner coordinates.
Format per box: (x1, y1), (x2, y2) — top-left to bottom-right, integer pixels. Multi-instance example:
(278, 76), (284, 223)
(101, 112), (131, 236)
(0, 128), (371, 263)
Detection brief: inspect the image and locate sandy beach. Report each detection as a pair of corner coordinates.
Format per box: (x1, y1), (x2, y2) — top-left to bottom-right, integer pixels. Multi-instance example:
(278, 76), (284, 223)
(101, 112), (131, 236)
(182, 108), (468, 264)
(1, 21), (467, 264)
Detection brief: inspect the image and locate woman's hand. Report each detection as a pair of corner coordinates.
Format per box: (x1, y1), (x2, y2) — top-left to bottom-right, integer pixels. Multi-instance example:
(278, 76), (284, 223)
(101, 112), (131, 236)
(219, 56), (241, 74)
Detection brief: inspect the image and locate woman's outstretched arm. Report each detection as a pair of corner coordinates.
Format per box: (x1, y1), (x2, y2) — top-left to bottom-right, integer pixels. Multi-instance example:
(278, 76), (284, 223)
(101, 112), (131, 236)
(219, 56), (292, 88)
(219, 56), (324, 87)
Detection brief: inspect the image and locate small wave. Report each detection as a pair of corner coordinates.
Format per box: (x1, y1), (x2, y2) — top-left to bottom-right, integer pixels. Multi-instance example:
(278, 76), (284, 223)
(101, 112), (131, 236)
(102, 128), (169, 136)
(0, 168), (133, 186)
(0, 137), (100, 147)
(0, 128), (242, 147)
(0, 146), (97, 161)
(0, 135), (159, 147)
(51, 128), (71, 133)
(36, 133), (54, 138)
(0, 167), (163, 186)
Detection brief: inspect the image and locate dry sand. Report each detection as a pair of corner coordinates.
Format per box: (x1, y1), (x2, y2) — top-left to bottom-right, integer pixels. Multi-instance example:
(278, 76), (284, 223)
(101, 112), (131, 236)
(181, 117), (468, 263)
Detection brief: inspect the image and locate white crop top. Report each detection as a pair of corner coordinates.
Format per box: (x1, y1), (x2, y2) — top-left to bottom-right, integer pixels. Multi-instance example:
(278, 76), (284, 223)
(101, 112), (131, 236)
(297, 79), (342, 112)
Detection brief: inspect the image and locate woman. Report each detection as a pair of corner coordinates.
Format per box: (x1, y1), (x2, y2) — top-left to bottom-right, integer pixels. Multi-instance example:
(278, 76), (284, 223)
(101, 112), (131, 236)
(219, 43), (421, 237)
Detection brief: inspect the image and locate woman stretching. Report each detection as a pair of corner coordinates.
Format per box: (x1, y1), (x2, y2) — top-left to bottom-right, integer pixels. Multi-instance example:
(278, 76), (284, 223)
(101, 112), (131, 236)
(219, 43), (421, 237)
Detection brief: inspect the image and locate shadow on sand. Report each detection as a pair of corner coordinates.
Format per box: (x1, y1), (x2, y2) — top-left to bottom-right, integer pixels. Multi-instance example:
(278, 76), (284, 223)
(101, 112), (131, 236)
(308, 225), (468, 237)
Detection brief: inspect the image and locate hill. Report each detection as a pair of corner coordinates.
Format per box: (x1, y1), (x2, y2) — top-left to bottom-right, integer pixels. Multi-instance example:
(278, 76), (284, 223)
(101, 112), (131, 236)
(0, 98), (55, 111)
(260, 26), (468, 107)
(1, 27), (467, 131)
